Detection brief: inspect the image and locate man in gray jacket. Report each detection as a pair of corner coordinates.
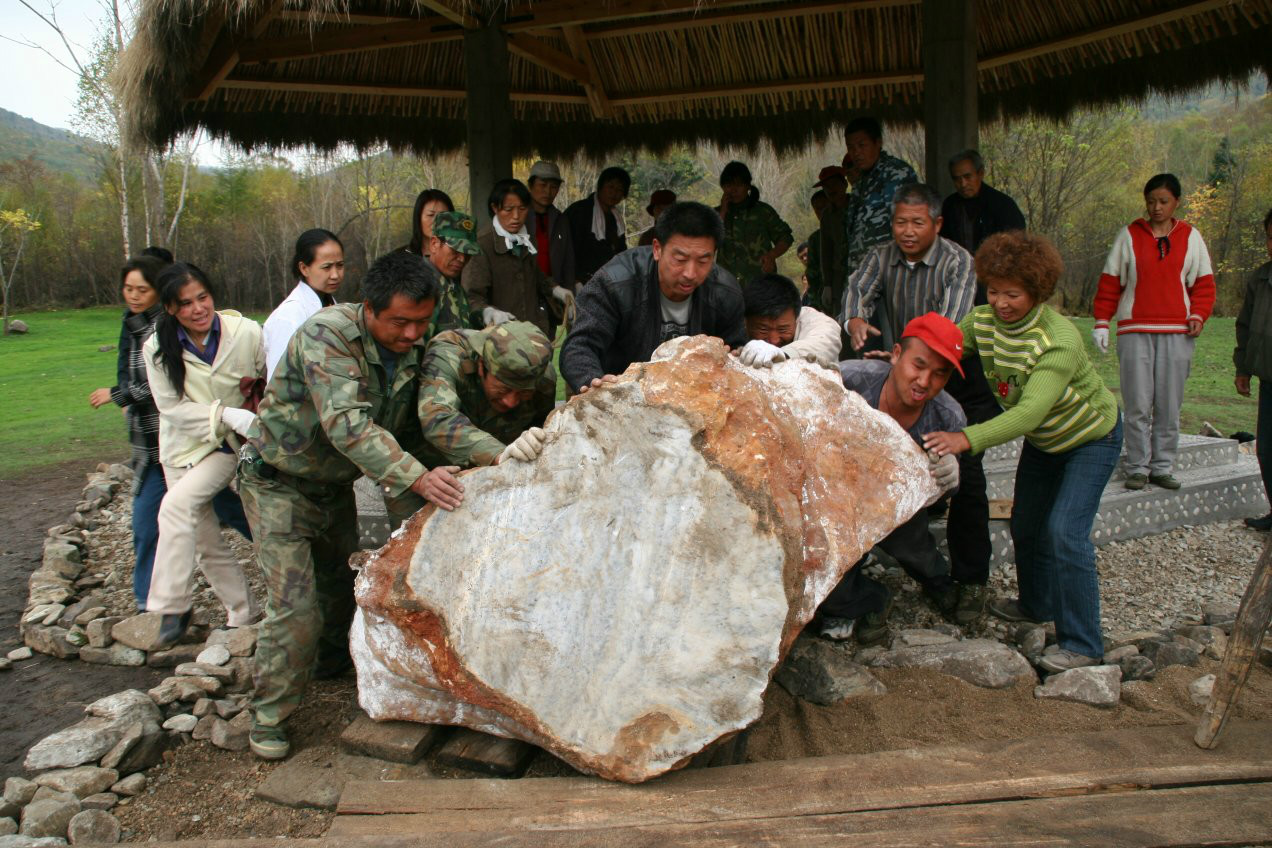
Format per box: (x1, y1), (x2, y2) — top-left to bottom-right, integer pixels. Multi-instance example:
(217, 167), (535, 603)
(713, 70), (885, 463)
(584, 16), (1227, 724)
(560, 201), (748, 393)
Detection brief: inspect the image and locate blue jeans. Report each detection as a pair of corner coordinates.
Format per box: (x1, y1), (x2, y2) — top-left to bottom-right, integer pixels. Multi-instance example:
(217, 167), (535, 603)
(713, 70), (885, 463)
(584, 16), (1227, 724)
(1010, 416), (1122, 658)
(130, 464), (252, 610)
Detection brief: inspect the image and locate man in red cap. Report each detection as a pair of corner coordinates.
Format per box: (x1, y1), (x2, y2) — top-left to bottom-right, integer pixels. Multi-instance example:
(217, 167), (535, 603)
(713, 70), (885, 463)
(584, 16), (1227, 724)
(815, 312), (966, 645)
(813, 165), (850, 312)
(638, 189), (677, 247)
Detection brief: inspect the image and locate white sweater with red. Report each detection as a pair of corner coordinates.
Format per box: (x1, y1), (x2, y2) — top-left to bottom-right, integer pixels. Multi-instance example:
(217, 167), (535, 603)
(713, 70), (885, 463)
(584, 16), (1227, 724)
(1093, 218), (1215, 335)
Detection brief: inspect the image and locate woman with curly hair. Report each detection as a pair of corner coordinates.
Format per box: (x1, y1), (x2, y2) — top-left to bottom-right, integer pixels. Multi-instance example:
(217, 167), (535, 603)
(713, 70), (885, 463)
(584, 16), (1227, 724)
(923, 231), (1121, 673)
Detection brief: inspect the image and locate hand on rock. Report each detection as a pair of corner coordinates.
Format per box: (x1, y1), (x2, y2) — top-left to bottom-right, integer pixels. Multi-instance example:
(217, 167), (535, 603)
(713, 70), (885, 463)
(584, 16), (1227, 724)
(498, 427), (546, 463)
(929, 450), (959, 492)
(739, 339), (787, 368)
(414, 466), (464, 511)
(483, 307), (515, 327)
(220, 406), (257, 438)
(577, 374), (618, 395)
(1091, 327), (1109, 354)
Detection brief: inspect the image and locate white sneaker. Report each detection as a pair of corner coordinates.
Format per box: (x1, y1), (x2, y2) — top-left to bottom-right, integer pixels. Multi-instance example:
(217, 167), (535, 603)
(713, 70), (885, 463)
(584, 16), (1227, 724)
(819, 616), (857, 642)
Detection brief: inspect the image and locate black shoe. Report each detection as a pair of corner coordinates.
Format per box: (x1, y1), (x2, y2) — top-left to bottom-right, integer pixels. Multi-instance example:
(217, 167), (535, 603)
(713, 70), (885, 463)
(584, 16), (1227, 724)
(925, 581), (959, 616)
(1244, 513), (1272, 531)
(856, 592), (894, 647)
(312, 652), (354, 680)
(988, 598), (1042, 624)
(155, 610), (192, 650)
(954, 583), (990, 624)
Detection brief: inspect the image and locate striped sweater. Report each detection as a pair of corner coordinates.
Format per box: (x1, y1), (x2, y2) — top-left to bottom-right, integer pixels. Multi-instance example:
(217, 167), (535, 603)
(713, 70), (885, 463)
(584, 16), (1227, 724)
(1093, 218), (1215, 335)
(960, 305), (1119, 454)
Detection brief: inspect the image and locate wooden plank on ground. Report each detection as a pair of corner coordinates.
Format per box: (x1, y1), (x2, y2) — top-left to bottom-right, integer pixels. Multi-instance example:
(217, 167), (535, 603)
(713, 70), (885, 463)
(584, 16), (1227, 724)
(434, 728), (536, 777)
(989, 498), (1013, 520)
(338, 711), (444, 764)
(334, 721), (1272, 834)
(318, 782), (1272, 846)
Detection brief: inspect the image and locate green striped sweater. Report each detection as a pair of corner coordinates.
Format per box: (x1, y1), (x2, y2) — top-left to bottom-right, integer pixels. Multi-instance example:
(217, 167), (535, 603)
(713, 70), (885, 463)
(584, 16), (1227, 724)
(960, 304), (1119, 454)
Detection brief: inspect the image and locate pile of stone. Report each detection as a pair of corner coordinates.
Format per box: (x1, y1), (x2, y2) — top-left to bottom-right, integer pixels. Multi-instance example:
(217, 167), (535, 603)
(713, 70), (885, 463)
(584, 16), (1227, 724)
(10, 629), (258, 845)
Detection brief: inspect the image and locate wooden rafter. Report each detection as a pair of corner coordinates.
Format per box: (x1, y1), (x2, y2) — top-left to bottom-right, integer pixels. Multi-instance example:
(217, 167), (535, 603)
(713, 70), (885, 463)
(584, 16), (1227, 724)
(610, 70), (923, 107)
(501, 0), (775, 32)
(236, 16), (461, 63)
(585, 0), (919, 39)
(186, 0), (285, 100)
(274, 10), (411, 25)
(217, 78), (590, 105)
(505, 33), (590, 81)
(978, 0), (1239, 70)
(417, 0), (477, 28)
(561, 25), (613, 119)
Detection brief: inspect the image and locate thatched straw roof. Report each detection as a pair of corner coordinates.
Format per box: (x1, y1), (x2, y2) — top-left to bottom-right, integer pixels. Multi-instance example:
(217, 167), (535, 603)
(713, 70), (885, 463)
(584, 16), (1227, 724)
(119, 0), (1272, 157)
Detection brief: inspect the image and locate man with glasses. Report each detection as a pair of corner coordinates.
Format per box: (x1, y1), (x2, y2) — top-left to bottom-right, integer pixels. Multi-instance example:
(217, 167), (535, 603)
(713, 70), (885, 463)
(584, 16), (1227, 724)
(410, 321), (558, 511)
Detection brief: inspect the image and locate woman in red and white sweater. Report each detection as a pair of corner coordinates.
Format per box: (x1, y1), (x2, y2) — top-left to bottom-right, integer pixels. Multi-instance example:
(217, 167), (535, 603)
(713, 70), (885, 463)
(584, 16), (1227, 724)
(1092, 173), (1214, 490)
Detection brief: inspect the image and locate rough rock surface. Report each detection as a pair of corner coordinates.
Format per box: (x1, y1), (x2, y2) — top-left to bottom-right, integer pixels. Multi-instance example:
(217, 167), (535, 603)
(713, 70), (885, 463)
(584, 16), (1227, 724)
(1034, 665), (1122, 708)
(18, 799), (79, 839)
(25, 692), (161, 771)
(869, 639), (1036, 689)
(775, 637), (886, 705)
(32, 770), (116, 801)
(351, 336), (939, 783)
(66, 809), (120, 845)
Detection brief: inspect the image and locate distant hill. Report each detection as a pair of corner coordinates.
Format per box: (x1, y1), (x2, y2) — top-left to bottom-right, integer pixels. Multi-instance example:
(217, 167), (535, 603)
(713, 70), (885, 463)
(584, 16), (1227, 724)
(0, 108), (102, 180)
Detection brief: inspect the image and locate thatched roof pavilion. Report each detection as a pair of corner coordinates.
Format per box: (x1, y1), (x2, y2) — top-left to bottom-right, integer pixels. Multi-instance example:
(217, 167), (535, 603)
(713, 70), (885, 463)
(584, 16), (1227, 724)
(119, 0), (1271, 212)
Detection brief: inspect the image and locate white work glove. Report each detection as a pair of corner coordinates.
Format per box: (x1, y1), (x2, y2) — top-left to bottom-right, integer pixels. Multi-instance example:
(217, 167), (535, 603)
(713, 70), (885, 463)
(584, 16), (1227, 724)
(929, 451), (959, 493)
(739, 339), (788, 368)
(483, 306), (515, 327)
(498, 427), (546, 463)
(220, 406), (257, 438)
(552, 286), (574, 307)
(1091, 326), (1109, 354)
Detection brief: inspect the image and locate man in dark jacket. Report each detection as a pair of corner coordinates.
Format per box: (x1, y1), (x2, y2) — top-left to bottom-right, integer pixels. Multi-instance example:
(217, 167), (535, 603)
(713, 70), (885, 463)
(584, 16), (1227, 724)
(525, 160), (575, 289)
(560, 201), (748, 393)
(940, 149), (1026, 257)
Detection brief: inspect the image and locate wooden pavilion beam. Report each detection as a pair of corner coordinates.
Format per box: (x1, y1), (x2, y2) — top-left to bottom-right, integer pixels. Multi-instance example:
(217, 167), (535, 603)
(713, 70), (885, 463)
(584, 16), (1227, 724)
(236, 16), (461, 64)
(505, 33), (590, 81)
(610, 70), (923, 107)
(217, 78), (590, 105)
(584, 0), (919, 39)
(187, 0), (285, 100)
(560, 26), (613, 118)
(978, 0), (1238, 70)
(501, 0), (776, 32)
(417, 0), (478, 29)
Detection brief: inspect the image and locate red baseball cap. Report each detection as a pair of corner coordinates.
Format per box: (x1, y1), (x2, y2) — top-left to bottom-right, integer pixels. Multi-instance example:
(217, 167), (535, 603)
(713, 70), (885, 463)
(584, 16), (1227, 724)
(814, 166), (848, 187)
(900, 313), (965, 377)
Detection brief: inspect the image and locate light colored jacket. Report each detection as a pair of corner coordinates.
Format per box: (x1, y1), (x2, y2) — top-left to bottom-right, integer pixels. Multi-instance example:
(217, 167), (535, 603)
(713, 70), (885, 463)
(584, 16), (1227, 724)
(143, 311), (265, 468)
(784, 307), (842, 369)
(263, 282), (325, 380)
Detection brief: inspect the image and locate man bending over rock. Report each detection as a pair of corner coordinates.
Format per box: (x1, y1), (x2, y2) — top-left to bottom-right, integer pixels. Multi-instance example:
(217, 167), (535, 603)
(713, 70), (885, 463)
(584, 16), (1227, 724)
(817, 312), (965, 645)
(410, 321), (558, 511)
(560, 201), (749, 394)
(736, 272), (842, 369)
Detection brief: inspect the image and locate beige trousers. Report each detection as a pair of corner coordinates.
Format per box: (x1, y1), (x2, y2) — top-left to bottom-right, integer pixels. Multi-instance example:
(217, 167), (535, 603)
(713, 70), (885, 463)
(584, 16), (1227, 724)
(147, 451), (257, 625)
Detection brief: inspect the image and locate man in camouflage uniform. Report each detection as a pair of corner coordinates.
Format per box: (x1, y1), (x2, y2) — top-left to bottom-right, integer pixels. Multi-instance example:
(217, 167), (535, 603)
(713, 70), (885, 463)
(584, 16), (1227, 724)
(424, 211), (482, 335)
(839, 116), (918, 343)
(238, 250), (456, 760)
(412, 321), (557, 508)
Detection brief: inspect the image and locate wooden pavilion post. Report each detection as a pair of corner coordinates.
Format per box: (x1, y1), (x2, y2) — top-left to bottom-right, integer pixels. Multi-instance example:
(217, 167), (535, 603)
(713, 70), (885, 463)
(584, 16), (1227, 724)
(922, 0), (977, 194)
(463, 16), (513, 226)
(1195, 535), (1272, 748)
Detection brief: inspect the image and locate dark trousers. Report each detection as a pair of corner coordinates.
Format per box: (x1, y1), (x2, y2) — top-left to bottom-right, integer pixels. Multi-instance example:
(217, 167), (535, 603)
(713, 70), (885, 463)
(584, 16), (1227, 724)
(819, 509), (952, 619)
(1258, 380), (1272, 504)
(947, 451), (991, 585)
(1011, 417), (1122, 658)
(131, 464), (252, 609)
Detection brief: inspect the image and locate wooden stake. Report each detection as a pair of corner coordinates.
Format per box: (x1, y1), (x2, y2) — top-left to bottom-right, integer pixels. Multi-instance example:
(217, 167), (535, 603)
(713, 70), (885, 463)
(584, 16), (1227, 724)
(1195, 535), (1272, 748)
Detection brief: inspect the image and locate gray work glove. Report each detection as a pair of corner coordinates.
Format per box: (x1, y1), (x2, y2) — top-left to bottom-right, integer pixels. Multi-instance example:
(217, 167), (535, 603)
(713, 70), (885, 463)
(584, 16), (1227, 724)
(498, 427), (546, 463)
(739, 339), (788, 368)
(483, 306), (515, 327)
(929, 450), (959, 493)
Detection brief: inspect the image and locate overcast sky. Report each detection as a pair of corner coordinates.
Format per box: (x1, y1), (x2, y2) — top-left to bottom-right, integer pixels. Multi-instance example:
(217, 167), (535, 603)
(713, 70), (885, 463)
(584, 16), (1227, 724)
(1, 0), (107, 131)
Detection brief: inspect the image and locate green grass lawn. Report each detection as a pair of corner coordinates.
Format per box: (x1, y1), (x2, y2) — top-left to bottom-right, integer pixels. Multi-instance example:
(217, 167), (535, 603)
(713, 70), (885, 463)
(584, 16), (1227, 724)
(0, 308), (1258, 479)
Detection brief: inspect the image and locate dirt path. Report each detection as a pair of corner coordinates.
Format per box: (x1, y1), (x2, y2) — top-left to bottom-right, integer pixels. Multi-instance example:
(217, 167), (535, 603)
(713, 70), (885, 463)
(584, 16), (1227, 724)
(0, 458), (163, 777)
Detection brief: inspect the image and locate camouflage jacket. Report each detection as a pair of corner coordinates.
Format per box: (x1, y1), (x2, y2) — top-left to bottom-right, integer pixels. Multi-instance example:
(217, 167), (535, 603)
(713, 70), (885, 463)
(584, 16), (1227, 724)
(416, 329), (556, 468)
(424, 256), (480, 336)
(717, 199), (793, 286)
(251, 303), (427, 496)
(841, 151), (919, 277)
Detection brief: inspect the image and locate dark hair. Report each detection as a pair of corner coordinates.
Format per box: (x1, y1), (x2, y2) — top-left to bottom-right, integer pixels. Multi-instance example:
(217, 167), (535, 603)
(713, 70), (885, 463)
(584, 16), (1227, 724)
(120, 255), (168, 291)
(974, 231), (1064, 304)
(844, 117), (882, 142)
(487, 179), (532, 216)
(719, 161), (760, 204)
(408, 189), (455, 254)
(891, 182), (943, 220)
(141, 245), (174, 263)
(743, 273), (801, 320)
(153, 262), (216, 399)
(1143, 173), (1182, 199)
(948, 149), (984, 173)
(652, 201), (726, 248)
(596, 166), (631, 195)
(1264, 207), (1272, 233)
(292, 228), (342, 284)
(796, 240), (809, 253)
(362, 250), (440, 315)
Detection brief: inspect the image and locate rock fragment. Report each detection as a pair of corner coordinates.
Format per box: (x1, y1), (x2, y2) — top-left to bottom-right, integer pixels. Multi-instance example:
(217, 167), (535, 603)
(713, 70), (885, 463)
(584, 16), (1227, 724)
(775, 637), (886, 705)
(870, 639), (1036, 689)
(1034, 665), (1121, 708)
(66, 809), (120, 845)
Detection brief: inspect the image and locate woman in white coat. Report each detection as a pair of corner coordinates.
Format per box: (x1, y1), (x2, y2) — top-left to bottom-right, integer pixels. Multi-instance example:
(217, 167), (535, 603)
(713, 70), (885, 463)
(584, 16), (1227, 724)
(143, 262), (264, 647)
(262, 229), (345, 380)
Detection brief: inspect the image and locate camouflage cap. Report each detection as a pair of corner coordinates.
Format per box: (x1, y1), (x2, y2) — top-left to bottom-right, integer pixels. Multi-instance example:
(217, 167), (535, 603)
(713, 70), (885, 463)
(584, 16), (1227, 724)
(432, 211), (481, 256)
(480, 321), (554, 390)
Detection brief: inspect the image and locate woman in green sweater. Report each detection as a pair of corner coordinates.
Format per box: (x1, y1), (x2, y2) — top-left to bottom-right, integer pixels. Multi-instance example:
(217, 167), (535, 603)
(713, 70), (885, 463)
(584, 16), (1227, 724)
(924, 231), (1122, 673)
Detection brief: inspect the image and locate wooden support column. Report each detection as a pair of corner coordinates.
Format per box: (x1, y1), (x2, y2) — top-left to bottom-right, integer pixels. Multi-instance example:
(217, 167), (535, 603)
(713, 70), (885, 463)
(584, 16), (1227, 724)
(464, 20), (513, 226)
(922, 0), (977, 195)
